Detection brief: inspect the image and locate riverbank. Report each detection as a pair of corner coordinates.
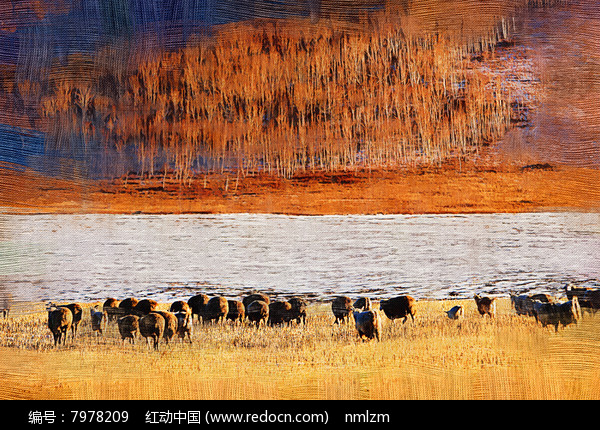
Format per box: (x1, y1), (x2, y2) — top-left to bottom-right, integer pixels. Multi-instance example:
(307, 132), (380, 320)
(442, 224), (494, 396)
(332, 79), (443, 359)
(1, 159), (599, 215)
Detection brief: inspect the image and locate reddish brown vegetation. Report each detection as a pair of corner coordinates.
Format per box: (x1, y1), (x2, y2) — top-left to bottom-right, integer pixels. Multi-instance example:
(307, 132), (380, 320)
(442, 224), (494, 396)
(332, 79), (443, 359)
(37, 11), (529, 181)
(2, 158), (600, 215)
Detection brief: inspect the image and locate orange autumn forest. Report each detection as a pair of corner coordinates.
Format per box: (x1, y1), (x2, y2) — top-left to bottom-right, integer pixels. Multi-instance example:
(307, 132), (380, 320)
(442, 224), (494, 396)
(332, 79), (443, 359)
(3, 0), (598, 214)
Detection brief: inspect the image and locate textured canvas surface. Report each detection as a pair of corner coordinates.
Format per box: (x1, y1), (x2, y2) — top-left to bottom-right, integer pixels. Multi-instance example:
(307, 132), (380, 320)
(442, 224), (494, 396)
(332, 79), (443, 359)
(0, 1), (599, 405)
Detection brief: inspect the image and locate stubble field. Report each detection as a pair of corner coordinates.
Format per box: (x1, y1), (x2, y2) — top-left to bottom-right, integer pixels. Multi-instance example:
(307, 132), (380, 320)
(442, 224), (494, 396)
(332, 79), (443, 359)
(1, 297), (599, 400)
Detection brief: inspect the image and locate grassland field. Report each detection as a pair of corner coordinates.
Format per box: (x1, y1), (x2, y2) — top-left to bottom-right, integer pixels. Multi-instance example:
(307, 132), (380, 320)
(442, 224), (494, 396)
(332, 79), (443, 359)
(1, 297), (599, 400)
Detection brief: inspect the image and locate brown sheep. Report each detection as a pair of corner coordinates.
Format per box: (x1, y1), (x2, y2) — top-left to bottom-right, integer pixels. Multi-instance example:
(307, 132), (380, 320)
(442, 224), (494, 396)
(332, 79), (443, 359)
(51, 303), (82, 339)
(247, 300), (269, 327)
(564, 284), (598, 313)
(533, 296), (582, 332)
(510, 293), (533, 316)
(559, 297), (582, 327)
(379, 295), (416, 323)
(119, 297), (139, 311)
(445, 305), (464, 320)
(133, 298), (159, 316)
(139, 312), (165, 350)
(90, 306), (108, 336)
(530, 293), (555, 303)
(170, 300), (192, 315)
(473, 294), (496, 318)
(288, 297), (308, 325)
(152, 310), (178, 344)
(67, 303), (83, 338)
(532, 301), (558, 331)
(564, 284), (593, 301)
(116, 297), (139, 320)
(353, 297), (372, 312)
(268, 301), (293, 326)
(187, 294), (210, 323)
(118, 314), (140, 344)
(582, 289), (600, 314)
(353, 310), (382, 341)
(202, 296), (229, 324)
(175, 311), (193, 344)
(103, 297), (121, 322)
(243, 293), (270, 312)
(226, 300), (245, 324)
(331, 296), (353, 324)
(47, 305), (73, 346)
(510, 293), (553, 317)
(104, 297), (119, 307)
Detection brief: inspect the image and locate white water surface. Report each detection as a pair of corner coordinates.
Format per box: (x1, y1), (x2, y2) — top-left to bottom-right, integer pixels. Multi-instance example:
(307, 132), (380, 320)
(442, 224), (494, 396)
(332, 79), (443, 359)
(1, 212), (599, 303)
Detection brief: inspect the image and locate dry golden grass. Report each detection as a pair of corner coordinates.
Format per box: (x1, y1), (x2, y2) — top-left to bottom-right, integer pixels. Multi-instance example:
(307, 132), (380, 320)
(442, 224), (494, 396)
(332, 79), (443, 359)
(1, 297), (599, 400)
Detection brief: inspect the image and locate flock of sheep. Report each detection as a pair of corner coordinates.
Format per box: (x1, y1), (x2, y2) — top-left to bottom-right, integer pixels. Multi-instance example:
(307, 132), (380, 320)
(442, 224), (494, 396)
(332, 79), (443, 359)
(510, 284), (599, 332)
(39, 283), (599, 349)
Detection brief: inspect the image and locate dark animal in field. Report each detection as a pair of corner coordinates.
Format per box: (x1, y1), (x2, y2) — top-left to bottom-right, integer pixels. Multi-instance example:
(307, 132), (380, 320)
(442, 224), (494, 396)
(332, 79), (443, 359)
(353, 310), (382, 341)
(510, 293), (553, 317)
(133, 299), (159, 316)
(533, 296), (582, 332)
(226, 300), (245, 324)
(47, 305), (73, 346)
(118, 297), (139, 319)
(530, 293), (554, 303)
(331, 296), (354, 324)
(247, 300), (269, 327)
(139, 312), (165, 350)
(558, 297), (582, 327)
(66, 303), (83, 338)
(0, 289), (13, 318)
(202, 296), (229, 324)
(473, 294), (496, 318)
(243, 293), (270, 312)
(119, 297), (139, 310)
(104, 297), (119, 307)
(175, 311), (193, 343)
(118, 314), (139, 344)
(170, 300), (191, 315)
(103, 297), (121, 321)
(90, 306), (108, 335)
(152, 310), (178, 344)
(267, 297), (307, 326)
(268, 301), (293, 326)
(379, 295), (416, 323)
(564, 284), (593, 301)
(583, 289), (600, 313)
(288, 296), (308, 325)
(583, 288), (600, 309)
(51, 303), (82, 338)
(353, 297), (372, 312)
(564, 284), (600, 314)
(445, 305), (464, 320)
(187, 294), (210, 322)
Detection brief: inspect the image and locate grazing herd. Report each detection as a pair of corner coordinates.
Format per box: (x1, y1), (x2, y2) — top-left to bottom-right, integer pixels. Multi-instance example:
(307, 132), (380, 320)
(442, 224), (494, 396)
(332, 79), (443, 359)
(31, 283), (600, 349)
(507, 283), (599, 333)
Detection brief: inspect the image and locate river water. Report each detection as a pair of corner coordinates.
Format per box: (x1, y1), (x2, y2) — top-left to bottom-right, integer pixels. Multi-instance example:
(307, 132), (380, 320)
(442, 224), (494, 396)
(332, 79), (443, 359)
(1, 212), (598, 304)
